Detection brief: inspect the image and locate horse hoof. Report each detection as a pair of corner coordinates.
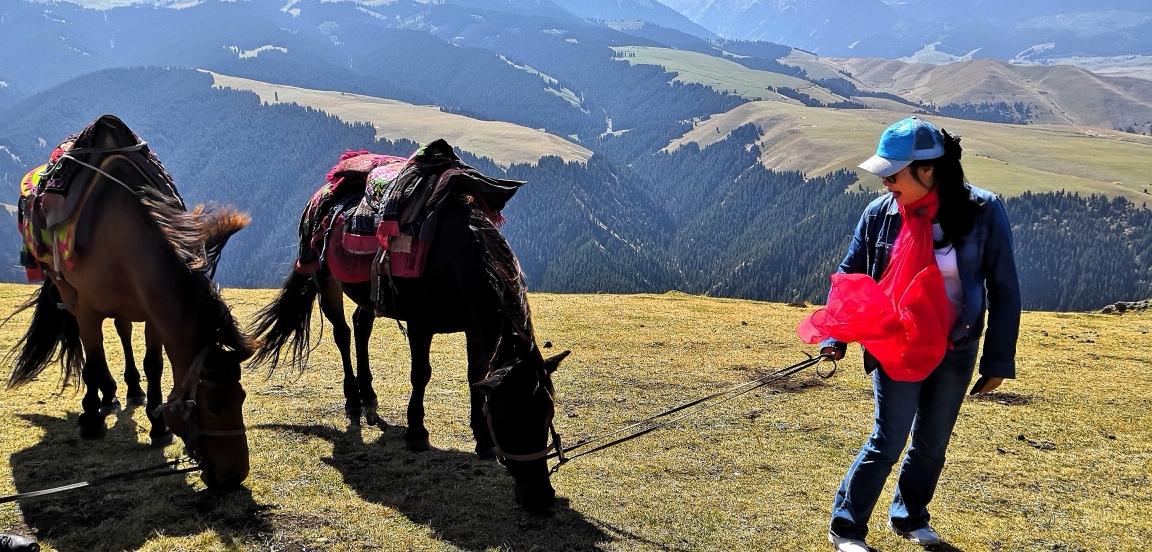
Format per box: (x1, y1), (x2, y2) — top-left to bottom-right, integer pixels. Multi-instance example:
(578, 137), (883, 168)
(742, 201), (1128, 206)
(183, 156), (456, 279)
(477, 447), (498, 460)
(125, 395), (146, 407)
(99, 399), (122, 415)
(150, 432), (175, 448)
(79, 421), (108, 440)
(365, 411), (386, 428)
(346, 408), (363, 424)
(405, 438), (431, 452)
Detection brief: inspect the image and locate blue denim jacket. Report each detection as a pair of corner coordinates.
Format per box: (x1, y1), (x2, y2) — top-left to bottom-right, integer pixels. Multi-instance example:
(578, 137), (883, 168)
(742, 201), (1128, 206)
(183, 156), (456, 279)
(822, 184), (1021, 379)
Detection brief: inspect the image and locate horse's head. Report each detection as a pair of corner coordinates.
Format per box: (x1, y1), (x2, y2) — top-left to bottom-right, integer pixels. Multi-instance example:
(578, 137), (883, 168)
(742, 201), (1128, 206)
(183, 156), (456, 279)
(474, 350), (570, 513)
(162, 347), (250, 491)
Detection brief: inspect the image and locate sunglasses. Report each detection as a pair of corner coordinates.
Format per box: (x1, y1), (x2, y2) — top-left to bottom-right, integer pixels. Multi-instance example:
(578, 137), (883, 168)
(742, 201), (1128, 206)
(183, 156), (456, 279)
(882, 174), (899, 184)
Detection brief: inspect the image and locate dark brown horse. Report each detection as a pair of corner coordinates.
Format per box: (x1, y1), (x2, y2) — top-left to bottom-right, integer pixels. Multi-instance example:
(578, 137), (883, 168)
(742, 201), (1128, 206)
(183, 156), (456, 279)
(250, 188), (567, 512)
(8, 116), (256, 490)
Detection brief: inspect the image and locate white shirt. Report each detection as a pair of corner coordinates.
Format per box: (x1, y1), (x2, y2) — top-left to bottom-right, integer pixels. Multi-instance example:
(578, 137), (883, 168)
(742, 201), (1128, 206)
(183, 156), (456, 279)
(933, 223), (964, 317)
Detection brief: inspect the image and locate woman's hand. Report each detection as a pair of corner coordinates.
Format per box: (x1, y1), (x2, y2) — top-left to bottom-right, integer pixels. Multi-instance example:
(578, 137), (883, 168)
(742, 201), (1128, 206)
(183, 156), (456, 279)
(820, 346), (844, 361)
(974, 377), (1004, 394)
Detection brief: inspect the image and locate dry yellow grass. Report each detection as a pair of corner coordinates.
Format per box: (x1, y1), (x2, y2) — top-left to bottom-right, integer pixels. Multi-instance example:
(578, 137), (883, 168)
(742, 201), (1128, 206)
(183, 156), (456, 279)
(0, 284), (1149, 551)
(204, 71), (593, 168)
(668, 100), (1152, 201)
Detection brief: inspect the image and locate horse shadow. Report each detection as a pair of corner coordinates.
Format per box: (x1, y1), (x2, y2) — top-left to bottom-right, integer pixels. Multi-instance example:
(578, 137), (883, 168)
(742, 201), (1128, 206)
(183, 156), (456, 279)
(259, 422), (615, 551)
(8, 411), (274, 552)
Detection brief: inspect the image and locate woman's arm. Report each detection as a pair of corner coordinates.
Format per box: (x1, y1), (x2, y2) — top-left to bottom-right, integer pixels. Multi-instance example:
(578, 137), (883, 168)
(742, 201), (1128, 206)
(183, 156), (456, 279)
(820, 209), (873, 359)
(979, 196), (1022, 379)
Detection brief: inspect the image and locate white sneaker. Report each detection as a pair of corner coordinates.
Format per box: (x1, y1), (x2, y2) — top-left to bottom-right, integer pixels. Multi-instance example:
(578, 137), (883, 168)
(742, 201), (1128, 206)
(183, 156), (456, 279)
(828, 532), (871, 552)
(888, 522), (941, 546)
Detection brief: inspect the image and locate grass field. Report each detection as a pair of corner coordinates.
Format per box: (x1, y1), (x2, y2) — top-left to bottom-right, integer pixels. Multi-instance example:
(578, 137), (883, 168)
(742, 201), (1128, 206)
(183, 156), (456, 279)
(612, 46), (845, 105)
(0, 284), (1149, 550)
(205, 71), (593, 168)
(667, 100), (1152, 201)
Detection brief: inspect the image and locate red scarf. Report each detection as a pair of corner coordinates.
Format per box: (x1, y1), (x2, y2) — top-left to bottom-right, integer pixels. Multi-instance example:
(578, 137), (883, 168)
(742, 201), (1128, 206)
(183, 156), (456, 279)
(799, 189), (955, 381)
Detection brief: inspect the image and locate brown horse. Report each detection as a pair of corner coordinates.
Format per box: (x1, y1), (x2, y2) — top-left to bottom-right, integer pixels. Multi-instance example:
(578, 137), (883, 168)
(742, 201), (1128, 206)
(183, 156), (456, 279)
(250, 184), (567, 512)
(8, 117), (256, 490)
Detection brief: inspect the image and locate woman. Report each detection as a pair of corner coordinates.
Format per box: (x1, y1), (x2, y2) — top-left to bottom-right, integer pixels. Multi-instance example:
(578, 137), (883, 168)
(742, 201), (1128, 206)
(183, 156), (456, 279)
(799, 117), (1020, 551)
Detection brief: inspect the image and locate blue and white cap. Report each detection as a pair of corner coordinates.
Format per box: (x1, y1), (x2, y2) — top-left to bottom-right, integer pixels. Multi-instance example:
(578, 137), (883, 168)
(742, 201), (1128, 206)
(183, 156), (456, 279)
(858, 117), (945, 178)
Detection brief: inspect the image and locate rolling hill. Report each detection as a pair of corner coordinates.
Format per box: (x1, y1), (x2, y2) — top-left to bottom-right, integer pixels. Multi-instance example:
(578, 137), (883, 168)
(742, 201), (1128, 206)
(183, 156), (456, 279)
(613, 46), (843, 104)
(618, 46), (1152, 134)
(206, 71), (593, 167)
(826, 57), (1152, 133)
(666, 101), (1152, 201)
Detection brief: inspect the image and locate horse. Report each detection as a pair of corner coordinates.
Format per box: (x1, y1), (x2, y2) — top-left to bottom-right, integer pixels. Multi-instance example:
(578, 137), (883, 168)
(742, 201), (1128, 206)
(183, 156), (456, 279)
(249, 154), (567, 512)
(7, 115), (256, 490)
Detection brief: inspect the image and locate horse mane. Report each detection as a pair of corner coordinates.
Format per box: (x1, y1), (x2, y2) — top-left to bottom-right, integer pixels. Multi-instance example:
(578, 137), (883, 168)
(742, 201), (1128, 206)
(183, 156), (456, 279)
(135, 181), (257, 360)
(466, 199), (534, 345)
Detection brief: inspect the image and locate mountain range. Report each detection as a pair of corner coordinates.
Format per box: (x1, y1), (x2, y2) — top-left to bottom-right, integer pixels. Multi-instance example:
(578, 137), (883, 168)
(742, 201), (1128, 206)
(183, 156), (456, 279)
(658, 0), (1152, 60)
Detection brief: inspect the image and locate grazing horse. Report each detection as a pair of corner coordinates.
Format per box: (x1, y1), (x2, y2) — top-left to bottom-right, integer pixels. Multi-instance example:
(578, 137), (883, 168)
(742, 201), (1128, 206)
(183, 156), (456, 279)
(250, 178), (567, 512)
(8, 115), (256, 490)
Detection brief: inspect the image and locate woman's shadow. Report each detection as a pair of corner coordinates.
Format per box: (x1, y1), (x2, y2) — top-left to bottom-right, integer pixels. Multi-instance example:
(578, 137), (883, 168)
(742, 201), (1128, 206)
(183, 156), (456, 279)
(259, 422), (623, 551)
(8, 409), (273, 552)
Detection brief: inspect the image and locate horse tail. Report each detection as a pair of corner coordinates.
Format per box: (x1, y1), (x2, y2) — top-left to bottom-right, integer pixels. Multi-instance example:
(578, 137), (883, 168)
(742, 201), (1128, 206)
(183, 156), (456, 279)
(6, 280), (84, 388)
(194, 204), (252, 279)
(248, 268), (318, 374)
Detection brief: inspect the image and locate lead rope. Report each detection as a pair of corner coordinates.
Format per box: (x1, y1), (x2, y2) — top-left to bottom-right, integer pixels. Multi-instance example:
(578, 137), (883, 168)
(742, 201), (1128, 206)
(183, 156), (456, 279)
(546, 353), (836, 475)
(0, 457), (201, 504)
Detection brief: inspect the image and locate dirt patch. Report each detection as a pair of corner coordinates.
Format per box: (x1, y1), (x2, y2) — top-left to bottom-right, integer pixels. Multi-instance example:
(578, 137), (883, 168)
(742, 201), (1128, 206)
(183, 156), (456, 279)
(726, 366), (827, 393)
(765, 376), (827, 393)
(966, 392), (1032, 406)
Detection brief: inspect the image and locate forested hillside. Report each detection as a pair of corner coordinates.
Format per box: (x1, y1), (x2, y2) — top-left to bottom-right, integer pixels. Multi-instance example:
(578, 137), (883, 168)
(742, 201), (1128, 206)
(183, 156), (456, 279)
(3, 67), (1149, 311)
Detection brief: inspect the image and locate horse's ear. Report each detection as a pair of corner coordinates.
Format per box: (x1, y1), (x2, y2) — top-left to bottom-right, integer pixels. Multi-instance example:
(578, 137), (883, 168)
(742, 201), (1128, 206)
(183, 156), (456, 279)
(543, 350), (570, 375)
(473, 366), (512, 394)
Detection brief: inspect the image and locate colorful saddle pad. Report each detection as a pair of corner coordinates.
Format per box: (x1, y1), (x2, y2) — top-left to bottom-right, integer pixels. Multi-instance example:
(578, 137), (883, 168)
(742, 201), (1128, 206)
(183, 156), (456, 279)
(16, 115), (185, 281)
(297, 140), (526, 282)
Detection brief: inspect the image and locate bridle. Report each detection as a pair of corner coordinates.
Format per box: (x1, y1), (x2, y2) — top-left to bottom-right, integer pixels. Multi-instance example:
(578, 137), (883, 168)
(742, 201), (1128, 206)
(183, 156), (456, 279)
(481, 371), (566, 465)
(154, 346), (247, 462)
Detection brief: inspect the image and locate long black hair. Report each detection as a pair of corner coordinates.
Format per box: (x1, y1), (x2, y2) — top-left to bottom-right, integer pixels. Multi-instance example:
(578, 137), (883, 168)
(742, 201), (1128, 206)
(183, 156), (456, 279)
(911, 129), (980, 245)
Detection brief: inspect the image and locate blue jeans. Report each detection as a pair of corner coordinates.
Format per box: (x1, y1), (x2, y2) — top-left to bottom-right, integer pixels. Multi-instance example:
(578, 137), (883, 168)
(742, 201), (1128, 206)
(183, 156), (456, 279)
(829, 341), (979, 539)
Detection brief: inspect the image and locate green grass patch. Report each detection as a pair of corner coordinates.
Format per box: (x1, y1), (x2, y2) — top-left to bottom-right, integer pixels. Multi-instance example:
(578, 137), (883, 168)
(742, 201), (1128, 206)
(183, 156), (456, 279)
(612, 46), (845, 104)
(1, 285), (1149, 550)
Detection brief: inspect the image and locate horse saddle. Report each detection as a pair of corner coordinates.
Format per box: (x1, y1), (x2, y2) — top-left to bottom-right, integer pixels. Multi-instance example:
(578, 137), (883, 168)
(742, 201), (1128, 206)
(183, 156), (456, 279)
(37, 114), (183, 228)
(299, 140), (525, 283)
(17, 115), (184, 279)
(371, 139), (524, 278)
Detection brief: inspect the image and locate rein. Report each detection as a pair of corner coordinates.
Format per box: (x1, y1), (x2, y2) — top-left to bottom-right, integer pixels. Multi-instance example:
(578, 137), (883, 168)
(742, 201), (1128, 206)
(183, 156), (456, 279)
(154, 346), (247, 462)
(544, 353), (836, 475)
(0, 457), (200, 504)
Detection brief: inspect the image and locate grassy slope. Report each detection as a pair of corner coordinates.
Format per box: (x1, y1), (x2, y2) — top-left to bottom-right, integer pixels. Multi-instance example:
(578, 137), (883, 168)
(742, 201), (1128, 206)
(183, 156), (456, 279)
(205, 71), (594, 167)
(0, 285), (1149, 550)
(667, 100), (1152, 201)
(820, 58), (1152, 132)
(611, 46), (845, 104)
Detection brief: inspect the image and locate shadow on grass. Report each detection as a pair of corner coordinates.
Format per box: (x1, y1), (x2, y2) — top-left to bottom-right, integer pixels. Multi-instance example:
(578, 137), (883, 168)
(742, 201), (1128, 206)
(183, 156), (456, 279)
(259, 422), (615, 551)
(9, 410), (273, 552)
(931, 542), (965, 552)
